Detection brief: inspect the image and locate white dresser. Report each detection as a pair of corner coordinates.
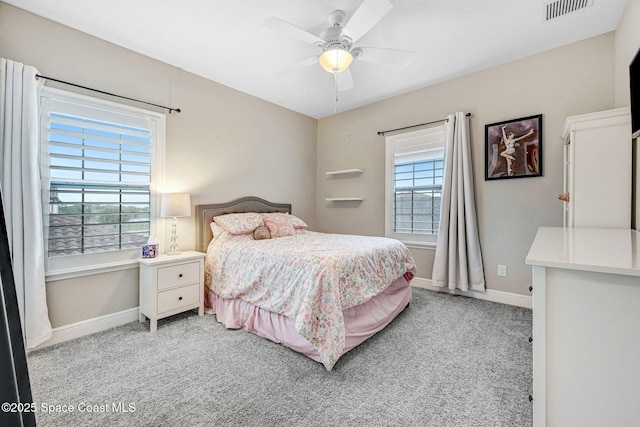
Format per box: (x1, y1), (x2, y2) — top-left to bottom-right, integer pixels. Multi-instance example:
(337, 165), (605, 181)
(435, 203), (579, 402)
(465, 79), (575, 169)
(138, 251), (205, 332)
(562, 108), (631, 228)
(526, 227), (640, 426)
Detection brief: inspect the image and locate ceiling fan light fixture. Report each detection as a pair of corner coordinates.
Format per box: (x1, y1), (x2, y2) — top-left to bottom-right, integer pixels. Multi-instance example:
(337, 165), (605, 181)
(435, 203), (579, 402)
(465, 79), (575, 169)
(319, 47), (353, 73)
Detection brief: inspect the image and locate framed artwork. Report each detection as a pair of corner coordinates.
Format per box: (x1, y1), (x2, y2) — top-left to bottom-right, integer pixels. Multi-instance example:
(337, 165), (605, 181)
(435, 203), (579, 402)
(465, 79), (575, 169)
(485, 114), (542, 180)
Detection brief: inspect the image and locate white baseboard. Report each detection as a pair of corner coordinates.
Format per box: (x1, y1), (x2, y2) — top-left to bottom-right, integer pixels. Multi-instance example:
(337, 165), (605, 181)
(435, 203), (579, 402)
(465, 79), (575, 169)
(411, 277), (532, 309)
(32, 307), (139, 351)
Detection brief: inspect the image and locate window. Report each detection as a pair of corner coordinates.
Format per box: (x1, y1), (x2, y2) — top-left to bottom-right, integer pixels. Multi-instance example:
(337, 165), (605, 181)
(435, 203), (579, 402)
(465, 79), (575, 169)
(385, 125), (446, 246)
(40, 88), (165, 271)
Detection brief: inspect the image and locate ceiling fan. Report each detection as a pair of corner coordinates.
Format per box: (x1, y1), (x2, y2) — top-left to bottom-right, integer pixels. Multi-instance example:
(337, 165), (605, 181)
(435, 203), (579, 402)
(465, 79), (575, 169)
(264, 0), (412, 92)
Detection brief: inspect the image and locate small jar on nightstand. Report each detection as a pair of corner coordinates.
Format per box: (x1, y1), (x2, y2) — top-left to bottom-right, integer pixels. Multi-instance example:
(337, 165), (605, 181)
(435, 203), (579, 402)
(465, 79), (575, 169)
(138, 251), (206, 332)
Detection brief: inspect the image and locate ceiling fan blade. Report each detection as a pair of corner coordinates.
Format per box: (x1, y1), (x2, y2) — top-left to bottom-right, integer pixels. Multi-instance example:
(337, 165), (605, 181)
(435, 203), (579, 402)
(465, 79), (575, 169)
(355, 47), (413, 66)
(263, 17), (325, 46)
(343, 0), (393, 44)
(335, 69), (354, 92)
(276, 56), (319, 77)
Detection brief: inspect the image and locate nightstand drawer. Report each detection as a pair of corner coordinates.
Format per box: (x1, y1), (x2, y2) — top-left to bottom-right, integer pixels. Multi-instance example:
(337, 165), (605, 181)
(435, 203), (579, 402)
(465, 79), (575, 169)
(157, 261), (200, 290)
(157, 283), (200, 314)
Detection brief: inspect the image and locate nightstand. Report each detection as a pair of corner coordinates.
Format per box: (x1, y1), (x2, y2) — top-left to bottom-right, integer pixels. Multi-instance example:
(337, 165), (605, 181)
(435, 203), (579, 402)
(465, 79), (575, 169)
(138, 251), (205, 332)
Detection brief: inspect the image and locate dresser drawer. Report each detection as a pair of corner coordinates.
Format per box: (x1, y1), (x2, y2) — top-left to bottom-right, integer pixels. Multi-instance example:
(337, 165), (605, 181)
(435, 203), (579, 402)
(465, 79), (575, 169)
(157, 283), (200, 314)
(157, 261), (200, 290)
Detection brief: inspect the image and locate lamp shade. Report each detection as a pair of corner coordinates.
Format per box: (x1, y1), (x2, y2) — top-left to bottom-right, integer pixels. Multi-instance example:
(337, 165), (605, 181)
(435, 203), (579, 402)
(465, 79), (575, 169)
(160, 193), (191, 218)
(319, 48), (353, 73)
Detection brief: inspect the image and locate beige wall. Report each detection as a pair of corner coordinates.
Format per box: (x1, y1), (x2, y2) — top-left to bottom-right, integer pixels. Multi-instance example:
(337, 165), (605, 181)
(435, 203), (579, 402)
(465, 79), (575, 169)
(317, 34), (615, 295)
(0, 3), (317, 327)
(46, 269), (139, 327)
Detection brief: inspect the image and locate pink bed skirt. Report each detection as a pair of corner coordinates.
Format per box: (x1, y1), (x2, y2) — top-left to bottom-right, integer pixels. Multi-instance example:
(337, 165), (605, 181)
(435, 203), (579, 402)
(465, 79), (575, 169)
(204, 276), (412, 367)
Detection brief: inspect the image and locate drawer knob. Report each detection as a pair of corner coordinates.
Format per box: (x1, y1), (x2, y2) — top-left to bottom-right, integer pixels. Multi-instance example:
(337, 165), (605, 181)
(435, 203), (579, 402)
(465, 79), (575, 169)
(529, 395), (533, 402)
(528, 337), (533, 343)
(528, 285), (533, 292)
(178, 296), (183, 301)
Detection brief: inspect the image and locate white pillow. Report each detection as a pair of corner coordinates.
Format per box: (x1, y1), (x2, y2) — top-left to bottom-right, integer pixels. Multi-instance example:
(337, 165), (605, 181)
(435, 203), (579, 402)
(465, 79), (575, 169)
(287, 213), (308, 229)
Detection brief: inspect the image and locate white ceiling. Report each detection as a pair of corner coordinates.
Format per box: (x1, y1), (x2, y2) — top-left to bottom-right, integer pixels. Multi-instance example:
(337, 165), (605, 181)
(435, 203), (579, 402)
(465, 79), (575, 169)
(5, 0), (630, 118)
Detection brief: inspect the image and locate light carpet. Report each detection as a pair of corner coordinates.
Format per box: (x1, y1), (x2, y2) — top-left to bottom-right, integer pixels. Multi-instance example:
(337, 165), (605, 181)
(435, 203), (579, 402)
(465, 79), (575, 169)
(27, 288), (533, 426)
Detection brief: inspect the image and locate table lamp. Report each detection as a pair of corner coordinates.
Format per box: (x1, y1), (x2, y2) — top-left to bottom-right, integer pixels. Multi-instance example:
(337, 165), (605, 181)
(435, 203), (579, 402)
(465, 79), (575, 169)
(160, 193), (191, 255)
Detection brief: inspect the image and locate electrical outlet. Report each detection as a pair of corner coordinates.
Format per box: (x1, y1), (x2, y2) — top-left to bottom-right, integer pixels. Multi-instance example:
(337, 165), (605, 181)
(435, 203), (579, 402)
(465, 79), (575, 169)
(498, 264), (507, 277)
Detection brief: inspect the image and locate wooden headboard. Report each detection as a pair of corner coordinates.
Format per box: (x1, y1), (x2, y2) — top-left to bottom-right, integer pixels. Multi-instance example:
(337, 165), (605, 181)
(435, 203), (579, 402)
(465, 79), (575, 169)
(195, 196), (291, 252)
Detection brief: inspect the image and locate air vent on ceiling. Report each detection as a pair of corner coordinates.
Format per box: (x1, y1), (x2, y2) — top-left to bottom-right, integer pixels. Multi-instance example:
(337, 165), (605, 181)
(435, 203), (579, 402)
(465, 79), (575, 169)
(544, 0), (594, 21)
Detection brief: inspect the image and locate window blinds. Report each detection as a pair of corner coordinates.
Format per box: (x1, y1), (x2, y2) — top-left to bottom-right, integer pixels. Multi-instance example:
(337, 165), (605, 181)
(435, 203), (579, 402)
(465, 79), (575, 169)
(391, 126), (445, 235)
(44, 109), (152, 256)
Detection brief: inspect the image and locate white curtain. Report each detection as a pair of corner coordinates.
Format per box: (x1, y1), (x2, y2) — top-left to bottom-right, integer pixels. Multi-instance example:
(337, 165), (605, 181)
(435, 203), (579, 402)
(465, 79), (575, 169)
(0, 58), (52, 348)
(432, 112), (485, 291)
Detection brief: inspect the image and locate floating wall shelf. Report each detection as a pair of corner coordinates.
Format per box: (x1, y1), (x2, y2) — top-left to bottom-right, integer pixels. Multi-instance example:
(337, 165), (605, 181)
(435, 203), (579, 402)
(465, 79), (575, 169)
(325, 169), (363, 204)
(325, 168), (364, 176)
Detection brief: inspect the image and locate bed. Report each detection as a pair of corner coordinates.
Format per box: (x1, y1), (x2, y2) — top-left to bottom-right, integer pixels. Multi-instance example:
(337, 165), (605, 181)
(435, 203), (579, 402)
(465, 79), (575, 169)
(196, 196), (416, 370)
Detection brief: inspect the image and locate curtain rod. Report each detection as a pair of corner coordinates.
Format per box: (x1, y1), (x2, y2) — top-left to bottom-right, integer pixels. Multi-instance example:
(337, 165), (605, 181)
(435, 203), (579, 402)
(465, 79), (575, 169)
(377, 112), (471, 136)
(35, 74), (181, 114)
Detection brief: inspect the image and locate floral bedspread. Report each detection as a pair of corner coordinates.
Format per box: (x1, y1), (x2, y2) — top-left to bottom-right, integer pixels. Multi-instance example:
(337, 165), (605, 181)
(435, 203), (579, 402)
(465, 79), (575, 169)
(205, 230), (416, 370)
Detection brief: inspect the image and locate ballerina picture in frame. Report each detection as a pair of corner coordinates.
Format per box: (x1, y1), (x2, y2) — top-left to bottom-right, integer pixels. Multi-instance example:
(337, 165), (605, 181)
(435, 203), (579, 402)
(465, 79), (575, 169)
(485, 114), (542, 180)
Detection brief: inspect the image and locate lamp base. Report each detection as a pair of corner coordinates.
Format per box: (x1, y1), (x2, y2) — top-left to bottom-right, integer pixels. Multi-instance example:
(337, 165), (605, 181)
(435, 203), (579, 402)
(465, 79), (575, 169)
(167, 217), (180, 256)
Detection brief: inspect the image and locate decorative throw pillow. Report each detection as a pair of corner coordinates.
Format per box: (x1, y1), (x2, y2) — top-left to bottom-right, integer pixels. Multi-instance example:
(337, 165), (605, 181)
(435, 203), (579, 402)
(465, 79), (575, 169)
(252, 225), (271, 240)
(261, 213), (296, 238)
(213, 212), (263, 235)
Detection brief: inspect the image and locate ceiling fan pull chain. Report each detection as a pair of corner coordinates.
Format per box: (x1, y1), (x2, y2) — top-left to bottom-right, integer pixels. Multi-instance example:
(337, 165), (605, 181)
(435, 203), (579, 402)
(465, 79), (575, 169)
(334, 72), (339, 114)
